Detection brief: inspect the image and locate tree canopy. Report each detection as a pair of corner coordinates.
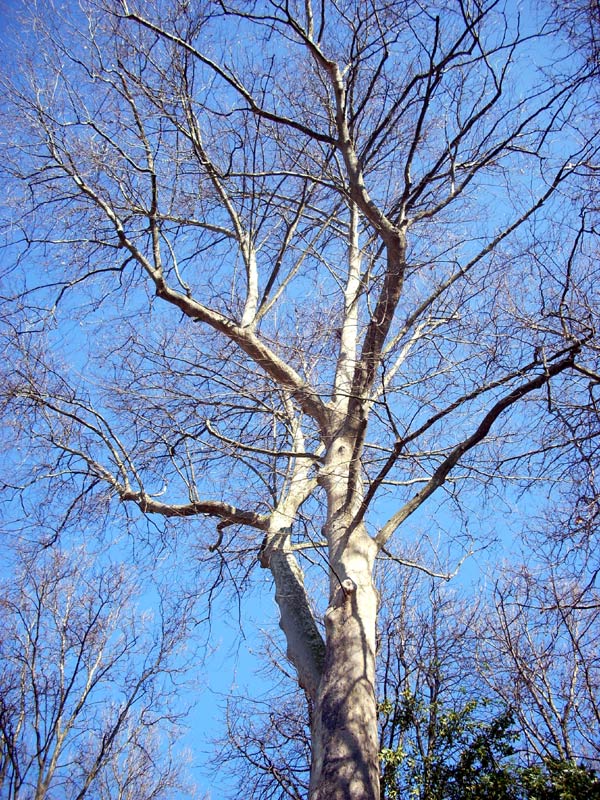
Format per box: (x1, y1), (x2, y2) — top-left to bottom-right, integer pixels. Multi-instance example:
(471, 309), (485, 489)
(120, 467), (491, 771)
(1, 1), (599, 798)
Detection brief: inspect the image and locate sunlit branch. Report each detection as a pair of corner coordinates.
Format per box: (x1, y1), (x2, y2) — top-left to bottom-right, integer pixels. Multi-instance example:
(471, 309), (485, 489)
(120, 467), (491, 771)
(119, 4), (337, 146)
(120, 488), (269, 529)
(205, 419), (323, 462)
(373, 350), (580, 547)
(378, 544), (472, 582)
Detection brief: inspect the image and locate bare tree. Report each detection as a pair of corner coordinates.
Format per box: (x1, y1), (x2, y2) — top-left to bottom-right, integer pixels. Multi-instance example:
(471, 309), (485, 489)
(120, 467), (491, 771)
(474, 302), (600, 767)
(215, 559), (507, 800)
(477, 544), (600, 767)
(376, 570), (486, 800)
(1, 1), (599, 797)
(551, 0), (600, 72)
(0, 542), (196, 800)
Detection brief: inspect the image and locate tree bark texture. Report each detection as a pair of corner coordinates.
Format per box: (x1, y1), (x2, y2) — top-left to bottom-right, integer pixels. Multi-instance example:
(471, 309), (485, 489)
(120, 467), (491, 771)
(310, 438), (380, 799)
(262, 432), (381, 798)
(309, 568), (380, 800)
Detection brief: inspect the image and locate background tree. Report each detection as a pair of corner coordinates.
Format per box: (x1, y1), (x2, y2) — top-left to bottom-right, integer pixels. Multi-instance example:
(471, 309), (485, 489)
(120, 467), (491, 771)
(215, 559), (600, 799)
(478, 551), (600, 767)
(0, 541), (197, 800)
(215, 560), (488, 800)
(474, 369), (600, 770)
(1, 1), (599, 798)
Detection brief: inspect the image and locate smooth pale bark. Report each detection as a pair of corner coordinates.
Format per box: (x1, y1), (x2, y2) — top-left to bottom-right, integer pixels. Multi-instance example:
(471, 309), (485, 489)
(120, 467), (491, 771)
(309, 541), (380, 800)
(262, 432), (381, 798)
(260, 526), (326, 703)
(308, 436), (380, 800)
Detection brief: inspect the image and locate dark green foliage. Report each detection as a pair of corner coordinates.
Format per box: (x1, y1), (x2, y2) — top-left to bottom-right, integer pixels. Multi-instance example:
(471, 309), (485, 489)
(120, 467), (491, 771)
(379, 697), (600, 800)
(520, 760), (600, 800)
(379, 696), (516, 799)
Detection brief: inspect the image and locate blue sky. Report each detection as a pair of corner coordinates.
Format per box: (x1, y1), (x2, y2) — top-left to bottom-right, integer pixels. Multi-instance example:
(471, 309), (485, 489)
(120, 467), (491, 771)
(1, 0), (598, 795)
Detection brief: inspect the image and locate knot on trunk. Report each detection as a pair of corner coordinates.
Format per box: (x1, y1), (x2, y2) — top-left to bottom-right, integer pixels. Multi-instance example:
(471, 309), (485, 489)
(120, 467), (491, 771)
(326, 577), (357, 614)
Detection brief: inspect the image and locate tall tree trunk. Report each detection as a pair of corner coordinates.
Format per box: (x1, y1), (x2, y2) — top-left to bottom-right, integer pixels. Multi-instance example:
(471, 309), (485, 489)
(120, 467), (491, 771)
(309, 551), (380, 800)
(309, 438), (380, 799)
